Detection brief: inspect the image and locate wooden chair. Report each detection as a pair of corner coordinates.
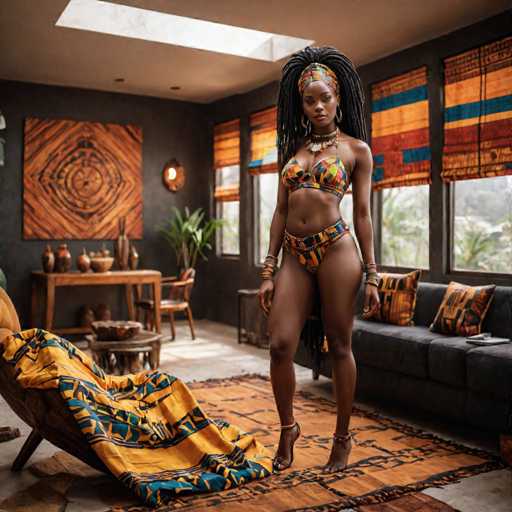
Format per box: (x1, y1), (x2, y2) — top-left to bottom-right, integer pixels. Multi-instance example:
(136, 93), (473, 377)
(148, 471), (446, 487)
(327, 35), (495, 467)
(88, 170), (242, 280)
(135, 268), (196, 340)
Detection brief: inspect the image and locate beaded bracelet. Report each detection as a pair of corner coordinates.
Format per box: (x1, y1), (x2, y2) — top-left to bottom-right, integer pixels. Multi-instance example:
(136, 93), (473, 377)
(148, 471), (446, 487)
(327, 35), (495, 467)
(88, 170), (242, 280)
(260, 255), (278, 281)
(364, 271), (380, 287)
(363, 262), (377, 273)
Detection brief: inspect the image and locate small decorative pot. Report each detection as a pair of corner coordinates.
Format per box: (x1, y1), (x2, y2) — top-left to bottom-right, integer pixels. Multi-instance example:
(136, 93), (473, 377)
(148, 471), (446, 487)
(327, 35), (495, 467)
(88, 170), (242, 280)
(55, 244), (72, 273)
(77, 305), (96, 327)
(42, 244), (55, 273)
(94, 303), (112, 322)
(115, 217), (130, 270)
(77, 248), (91, 273)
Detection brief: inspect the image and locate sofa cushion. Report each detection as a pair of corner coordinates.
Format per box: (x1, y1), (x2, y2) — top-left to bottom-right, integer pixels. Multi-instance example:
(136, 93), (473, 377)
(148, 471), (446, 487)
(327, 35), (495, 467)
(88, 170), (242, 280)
(481, 286), (512, 339)
(428, 337), (479, 388)
(352, 319), (439, 378)
(362, 270), (421, 326)
(411, 282), (447, 328)
(429, 281), (496, 336)
(466, 344), (512, 400)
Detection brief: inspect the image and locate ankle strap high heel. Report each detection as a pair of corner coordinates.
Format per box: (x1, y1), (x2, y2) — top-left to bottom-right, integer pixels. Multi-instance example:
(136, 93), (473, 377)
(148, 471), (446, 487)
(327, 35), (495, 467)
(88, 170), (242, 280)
(273, 421), (301, 472)
(280, 421), (298, 430)
(333, 431), (353, 444)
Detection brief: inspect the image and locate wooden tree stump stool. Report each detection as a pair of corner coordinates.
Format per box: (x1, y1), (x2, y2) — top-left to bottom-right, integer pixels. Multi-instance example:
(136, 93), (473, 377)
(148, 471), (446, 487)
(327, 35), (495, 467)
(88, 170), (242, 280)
(87, 331), (162, 375)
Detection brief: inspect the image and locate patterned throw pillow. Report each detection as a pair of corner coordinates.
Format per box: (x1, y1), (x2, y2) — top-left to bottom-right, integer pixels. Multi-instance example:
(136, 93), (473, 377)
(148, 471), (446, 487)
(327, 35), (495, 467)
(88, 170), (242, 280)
(361, 269), (421, 326)
(429, 281), (496, 336)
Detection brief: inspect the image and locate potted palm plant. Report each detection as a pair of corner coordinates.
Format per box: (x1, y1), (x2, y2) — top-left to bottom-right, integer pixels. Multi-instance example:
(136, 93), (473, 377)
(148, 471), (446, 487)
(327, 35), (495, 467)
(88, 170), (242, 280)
(159, 206), (224, 271)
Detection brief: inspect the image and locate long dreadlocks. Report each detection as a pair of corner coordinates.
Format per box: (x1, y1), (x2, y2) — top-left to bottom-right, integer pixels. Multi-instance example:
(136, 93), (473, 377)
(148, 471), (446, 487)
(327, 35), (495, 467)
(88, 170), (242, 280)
(277, 46), (368, 169)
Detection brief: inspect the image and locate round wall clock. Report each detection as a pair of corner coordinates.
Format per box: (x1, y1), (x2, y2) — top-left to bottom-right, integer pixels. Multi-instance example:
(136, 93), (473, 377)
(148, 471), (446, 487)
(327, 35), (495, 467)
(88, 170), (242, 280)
(162, 158), (185, 192)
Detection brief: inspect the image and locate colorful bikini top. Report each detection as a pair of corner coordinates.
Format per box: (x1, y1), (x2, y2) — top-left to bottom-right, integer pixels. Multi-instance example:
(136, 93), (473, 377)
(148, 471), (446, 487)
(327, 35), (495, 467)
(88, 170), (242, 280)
(281, 155), (350, 199)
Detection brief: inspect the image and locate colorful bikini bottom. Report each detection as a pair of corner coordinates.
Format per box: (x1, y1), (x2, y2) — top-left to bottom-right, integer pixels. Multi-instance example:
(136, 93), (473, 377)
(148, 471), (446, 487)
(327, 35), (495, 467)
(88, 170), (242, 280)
(283, 217), (351, 274)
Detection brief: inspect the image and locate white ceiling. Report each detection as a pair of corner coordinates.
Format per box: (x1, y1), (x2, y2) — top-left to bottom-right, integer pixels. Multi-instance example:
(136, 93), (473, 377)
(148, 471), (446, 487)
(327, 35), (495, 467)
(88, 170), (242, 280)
(0, 0), (509, 104)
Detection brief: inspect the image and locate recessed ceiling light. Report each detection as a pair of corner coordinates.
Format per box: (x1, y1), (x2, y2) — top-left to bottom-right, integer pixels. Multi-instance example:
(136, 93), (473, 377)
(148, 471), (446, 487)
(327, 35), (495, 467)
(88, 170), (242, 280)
(56, 0), (314, 62)
(114, 78), (125, 83)
(170, 86), (181, 91)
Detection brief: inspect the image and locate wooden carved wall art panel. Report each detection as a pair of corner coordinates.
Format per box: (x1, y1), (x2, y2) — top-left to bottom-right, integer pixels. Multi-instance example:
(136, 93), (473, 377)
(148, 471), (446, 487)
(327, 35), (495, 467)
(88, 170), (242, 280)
(23, 117), (143, 239)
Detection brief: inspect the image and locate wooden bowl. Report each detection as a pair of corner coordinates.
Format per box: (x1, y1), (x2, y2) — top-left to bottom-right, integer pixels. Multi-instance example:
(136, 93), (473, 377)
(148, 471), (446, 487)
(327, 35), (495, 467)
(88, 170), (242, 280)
(90, 257), (114, 273)
(91, 320), (142, 341)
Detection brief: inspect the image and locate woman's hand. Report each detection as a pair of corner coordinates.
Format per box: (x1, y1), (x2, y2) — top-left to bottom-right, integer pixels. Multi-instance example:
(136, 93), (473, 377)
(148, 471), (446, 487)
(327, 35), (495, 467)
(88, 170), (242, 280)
(362, 284), (380, 317)
(258, 279), (275, 317)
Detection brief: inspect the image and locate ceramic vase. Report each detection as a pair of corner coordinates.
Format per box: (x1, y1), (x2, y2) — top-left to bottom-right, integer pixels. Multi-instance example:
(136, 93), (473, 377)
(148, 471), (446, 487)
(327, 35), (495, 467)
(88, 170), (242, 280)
(77, 248), (91, 273)
(42, 244), (55, 273)
(55, 244), (71, 273)
(115, 217), (130, 270)
(129, 243), (139, 270)
(77, 305), (95, 327)
(94, 303), (112, 321)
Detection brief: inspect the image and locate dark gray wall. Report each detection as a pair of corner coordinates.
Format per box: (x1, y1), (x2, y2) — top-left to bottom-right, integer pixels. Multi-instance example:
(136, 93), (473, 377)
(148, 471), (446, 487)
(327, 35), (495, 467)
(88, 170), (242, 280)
(203, 10), (512, 327)
(0, 81), (210, 329)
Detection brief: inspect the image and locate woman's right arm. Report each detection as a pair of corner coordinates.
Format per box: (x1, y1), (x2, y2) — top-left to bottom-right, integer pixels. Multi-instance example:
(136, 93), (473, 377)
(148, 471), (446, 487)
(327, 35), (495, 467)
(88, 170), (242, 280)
(258, 176), (289, 315)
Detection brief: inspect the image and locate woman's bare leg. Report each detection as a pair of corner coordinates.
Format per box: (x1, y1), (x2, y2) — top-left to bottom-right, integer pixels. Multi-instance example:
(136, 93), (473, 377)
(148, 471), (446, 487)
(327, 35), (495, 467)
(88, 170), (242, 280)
(316, 233), (363, 472)
(268, 250), (315, 467)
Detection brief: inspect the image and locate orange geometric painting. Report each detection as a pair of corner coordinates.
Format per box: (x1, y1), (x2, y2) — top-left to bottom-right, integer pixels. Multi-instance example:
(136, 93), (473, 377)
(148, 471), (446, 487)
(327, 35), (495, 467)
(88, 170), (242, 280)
(23, 117), (143, 239)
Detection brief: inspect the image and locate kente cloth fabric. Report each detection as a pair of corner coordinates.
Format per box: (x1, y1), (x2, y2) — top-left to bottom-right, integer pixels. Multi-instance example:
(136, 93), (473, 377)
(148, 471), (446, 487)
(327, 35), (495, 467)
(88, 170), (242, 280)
(298, 62), (340, 97)
(442, 35), (512, 182)
(283, 217), (352, 274)
(0, 329), (273, 507)
(361, 269), (422, 326)
(429, 281), (496, 337)
(281, 155), (351, 199)
(370, 66), (431, 190)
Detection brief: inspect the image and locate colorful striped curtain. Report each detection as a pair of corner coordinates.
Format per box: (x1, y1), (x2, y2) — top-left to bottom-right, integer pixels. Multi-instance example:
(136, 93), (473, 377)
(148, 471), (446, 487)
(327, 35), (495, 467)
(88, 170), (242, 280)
(370, 66), (432, 190)
(248, 106), (278, 175)
(442, 36), (512, 182)
(213, 119), (240, 201)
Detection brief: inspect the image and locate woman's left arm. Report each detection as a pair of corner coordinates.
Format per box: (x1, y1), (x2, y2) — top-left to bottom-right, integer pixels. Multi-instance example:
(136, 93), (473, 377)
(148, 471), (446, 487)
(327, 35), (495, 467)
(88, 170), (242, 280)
(351, 139), (380, 315)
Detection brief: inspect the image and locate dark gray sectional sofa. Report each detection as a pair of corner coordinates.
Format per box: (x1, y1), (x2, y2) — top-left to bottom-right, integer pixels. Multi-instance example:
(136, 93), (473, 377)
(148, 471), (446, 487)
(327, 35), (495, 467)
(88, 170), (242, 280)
(294, 281), (512, 435)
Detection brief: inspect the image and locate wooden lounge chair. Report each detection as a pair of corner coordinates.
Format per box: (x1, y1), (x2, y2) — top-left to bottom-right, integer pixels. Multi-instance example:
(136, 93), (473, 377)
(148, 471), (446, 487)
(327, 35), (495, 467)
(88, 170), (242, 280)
(0, 288), (108, 473)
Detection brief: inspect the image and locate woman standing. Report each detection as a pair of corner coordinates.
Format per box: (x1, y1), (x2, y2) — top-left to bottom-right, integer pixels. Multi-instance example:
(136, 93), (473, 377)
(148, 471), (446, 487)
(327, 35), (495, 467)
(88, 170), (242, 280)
(258, 46), (380, 473)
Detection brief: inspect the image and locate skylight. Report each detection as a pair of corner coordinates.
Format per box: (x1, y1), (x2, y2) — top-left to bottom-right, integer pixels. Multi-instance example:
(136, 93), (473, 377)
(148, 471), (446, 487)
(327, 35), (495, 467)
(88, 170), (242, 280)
(56, 0), (314, 62)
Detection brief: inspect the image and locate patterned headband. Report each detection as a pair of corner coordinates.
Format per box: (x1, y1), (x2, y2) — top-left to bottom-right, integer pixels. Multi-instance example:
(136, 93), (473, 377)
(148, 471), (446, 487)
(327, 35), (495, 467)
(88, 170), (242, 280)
(298, 62), (339, 97)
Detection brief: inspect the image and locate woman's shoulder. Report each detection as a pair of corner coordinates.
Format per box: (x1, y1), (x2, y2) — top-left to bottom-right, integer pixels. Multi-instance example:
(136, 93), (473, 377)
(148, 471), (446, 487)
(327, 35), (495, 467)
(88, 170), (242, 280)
(340, 133), (370, 154)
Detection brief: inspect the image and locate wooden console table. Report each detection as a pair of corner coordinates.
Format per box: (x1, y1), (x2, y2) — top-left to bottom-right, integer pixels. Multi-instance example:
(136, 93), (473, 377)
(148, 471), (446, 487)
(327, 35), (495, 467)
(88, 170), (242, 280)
(31, 270), (162, 335)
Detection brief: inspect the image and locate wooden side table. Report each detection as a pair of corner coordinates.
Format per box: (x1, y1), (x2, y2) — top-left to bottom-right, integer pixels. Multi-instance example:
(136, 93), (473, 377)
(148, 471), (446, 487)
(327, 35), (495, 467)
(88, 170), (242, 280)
(31, 270), (162, 335)
(86, 331), (162, 375)
(237, 288), (269, 348)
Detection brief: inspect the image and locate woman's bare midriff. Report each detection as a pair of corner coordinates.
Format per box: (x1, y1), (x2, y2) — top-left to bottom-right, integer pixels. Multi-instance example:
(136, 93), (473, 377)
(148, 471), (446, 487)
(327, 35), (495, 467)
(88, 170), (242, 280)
(285, 188), (344, 237)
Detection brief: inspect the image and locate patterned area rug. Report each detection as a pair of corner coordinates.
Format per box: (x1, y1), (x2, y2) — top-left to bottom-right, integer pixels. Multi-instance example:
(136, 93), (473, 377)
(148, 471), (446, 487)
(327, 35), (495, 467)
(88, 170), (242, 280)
(0, 374), (504, 512)
(114, 374), (505, 511)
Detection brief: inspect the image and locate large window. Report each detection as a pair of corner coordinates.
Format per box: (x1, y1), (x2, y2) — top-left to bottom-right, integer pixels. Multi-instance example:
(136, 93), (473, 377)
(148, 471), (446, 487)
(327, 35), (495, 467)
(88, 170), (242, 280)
(381, 185), (429, 268)
(215, 165), (240, 255)
(248, 106), (282, 265)
(371, 66), (432, 269)
(257, 173), (279, 264)
(453, 176), (512, 273)
(443, 36), (512, 275)
(213, 119), (240, 256)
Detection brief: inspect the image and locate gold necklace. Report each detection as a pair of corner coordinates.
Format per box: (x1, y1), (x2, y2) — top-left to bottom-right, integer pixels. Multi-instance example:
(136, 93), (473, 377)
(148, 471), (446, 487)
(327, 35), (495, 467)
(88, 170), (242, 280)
(305, 127), (340, 154)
